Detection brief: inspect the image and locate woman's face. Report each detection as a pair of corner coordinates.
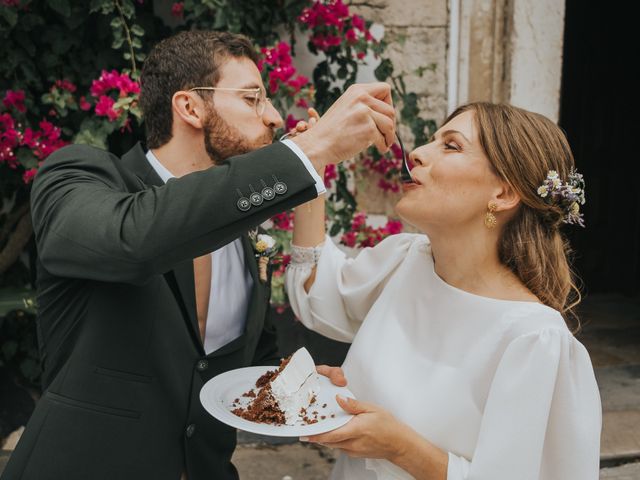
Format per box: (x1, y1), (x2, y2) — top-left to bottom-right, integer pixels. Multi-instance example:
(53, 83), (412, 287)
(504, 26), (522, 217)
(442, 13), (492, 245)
(395, 110), (502, 233)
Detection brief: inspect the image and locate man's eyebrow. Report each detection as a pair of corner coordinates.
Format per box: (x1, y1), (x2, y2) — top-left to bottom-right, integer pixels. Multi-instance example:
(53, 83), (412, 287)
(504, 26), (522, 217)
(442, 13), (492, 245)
(430, 129), (471, 143)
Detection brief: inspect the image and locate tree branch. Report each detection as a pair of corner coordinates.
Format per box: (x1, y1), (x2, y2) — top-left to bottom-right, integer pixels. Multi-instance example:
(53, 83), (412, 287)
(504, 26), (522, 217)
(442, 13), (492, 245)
(0, 212), (33, 275)
(0, 202), (30, 247)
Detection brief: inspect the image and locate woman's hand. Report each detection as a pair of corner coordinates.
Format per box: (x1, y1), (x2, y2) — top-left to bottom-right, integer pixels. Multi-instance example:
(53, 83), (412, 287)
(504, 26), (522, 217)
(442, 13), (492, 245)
(301, 395), (409, 459)
(285, 108), (320, 138)
(301, 396), (449, 480)
(316, 364), (347, 387)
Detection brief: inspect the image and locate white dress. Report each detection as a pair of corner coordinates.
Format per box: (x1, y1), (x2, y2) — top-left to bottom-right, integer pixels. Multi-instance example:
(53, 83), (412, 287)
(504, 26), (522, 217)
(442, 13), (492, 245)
(285, 233), (601, 480)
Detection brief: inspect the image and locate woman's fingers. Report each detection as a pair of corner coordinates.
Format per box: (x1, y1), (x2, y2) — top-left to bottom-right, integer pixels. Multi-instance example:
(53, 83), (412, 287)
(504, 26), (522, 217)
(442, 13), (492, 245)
(316, 364), (347, 386)
(308, 107), (320, 121)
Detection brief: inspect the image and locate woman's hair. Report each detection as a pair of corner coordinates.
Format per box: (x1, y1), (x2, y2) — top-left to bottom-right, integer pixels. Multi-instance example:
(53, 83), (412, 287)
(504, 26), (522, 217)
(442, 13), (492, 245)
(445, 102), (582, 331)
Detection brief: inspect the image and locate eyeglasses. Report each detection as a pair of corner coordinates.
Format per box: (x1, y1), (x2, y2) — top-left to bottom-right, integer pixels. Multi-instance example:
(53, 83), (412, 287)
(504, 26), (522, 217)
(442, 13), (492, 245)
(188, 87), (271, 117)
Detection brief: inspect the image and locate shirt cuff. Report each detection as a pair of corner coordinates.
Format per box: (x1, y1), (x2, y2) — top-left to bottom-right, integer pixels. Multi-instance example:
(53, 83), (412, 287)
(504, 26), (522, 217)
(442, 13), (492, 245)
(281, 138), (327, 195)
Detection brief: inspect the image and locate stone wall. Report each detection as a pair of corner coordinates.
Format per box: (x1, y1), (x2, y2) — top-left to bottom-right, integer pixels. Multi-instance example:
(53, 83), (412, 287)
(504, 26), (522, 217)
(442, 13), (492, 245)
(352, 0), (449, 125)
(350, 0), (450, 217)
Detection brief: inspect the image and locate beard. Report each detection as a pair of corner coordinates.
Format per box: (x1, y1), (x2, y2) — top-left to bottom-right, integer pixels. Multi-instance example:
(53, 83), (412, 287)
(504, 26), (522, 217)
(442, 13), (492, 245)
(203, 105), (275, 165)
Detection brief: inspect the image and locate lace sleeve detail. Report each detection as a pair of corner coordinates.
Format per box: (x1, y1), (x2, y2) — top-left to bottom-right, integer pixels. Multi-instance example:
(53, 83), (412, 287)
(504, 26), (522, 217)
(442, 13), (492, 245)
(290, 242), (325, 266)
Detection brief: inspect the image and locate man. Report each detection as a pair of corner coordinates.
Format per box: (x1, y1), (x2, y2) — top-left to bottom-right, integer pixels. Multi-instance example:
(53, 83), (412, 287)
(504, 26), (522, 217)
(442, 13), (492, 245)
(1, 31), (395, 480)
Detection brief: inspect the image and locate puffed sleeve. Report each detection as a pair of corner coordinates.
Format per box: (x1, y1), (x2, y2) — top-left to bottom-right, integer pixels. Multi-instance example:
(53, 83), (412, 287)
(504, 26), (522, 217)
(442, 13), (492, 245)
(285, 233), (417, 343)
(447, 328), (602, 480)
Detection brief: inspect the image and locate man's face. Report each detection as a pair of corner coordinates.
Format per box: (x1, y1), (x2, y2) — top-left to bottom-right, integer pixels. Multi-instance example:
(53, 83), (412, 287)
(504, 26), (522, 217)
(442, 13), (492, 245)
(202, 56), (284, 164)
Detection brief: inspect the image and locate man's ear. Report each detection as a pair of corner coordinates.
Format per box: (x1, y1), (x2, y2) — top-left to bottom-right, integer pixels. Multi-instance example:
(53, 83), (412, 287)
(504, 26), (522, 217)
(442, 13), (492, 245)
(492, 181), (521, 213)
(172, 91), (205, 130)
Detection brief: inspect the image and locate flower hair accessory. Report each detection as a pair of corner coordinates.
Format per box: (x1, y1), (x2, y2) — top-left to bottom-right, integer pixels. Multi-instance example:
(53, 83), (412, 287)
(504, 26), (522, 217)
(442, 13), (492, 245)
(249, 230), (279, 282)
(536, 169), (586, 227)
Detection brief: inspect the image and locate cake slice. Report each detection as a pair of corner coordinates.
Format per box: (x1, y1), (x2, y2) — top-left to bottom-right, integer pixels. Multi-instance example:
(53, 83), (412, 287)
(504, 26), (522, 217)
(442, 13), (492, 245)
(232, 347), (320, 425)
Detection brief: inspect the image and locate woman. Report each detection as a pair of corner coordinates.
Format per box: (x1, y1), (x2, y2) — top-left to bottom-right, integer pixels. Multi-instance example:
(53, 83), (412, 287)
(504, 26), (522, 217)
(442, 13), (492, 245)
(284, 103), (601, 480)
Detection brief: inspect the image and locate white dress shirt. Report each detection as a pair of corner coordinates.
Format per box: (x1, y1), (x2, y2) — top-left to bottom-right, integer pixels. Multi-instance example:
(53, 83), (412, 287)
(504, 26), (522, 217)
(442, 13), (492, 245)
(286, 233), (602, 480)
(146, 143), (325, 353)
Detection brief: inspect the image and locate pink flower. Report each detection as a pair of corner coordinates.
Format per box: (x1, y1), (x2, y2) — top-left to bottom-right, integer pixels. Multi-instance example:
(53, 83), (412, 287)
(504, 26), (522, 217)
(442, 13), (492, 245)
(351, 15), (365, 31)
(22, 168), (37, 184)
(271, 211), (295, 231)
(0, 112), (15, 130)
(79, 96), (92, 111)
(377, 178), (400, 193)
(171, 2), (184, 18)
(90, 70), (139, 98)
(54, 79), (77, 93)
(286, 74), (309, 93)
(332, 0), (349, 18)
(0, 114), (19, 167)
(323, 164), (337, 189)
(390, 143), (403, 159)
(345, 28), (357, 43)
(295, 98), (309, 109)
(384, 220), (403, 235)
(357, 51), (366, 60)
(95, 95), (120, 122)
(351, 212), (367, 230)
(341, 230), (358, 248)
(285, 114), (300, 132)
(3, 90), (26, 113)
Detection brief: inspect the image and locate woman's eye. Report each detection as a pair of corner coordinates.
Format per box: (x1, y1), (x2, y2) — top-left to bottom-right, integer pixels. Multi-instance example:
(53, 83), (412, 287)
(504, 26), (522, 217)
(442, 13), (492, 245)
(444, 142), (460, 151)
(244, 97), (256, 105)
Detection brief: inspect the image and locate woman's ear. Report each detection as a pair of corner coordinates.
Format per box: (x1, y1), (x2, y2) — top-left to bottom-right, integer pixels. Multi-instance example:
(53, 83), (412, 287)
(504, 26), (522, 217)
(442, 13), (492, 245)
(492, 181), (521, 213)
(172, 91), (205, 130)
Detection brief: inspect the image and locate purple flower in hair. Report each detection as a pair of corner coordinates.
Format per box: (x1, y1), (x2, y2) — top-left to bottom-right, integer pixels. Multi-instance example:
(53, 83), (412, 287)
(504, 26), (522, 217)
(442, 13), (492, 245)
(537, 169), (586, 227)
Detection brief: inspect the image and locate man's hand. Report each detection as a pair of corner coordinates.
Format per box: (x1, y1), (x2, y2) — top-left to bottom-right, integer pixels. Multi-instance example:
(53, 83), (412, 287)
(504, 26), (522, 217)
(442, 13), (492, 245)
(316, 364), (347, 387)
(291, 83), (395, 171)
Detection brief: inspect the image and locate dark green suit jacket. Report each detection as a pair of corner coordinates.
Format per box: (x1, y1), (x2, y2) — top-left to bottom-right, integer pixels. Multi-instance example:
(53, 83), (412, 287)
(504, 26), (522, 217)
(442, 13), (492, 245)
(1, 142), (317, 480)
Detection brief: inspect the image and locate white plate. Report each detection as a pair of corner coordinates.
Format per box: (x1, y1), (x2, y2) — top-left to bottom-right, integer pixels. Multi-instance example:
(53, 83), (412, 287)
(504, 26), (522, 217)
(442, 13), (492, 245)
(200, 365), (355, 437)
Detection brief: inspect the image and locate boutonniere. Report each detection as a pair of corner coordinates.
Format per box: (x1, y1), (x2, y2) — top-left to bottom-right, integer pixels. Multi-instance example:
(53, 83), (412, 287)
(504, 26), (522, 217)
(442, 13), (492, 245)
(249, 230), (278, 282)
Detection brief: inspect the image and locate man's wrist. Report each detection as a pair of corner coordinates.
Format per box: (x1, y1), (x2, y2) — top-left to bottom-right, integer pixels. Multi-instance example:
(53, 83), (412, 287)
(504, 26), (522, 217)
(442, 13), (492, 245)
(290, 132), (335, 172)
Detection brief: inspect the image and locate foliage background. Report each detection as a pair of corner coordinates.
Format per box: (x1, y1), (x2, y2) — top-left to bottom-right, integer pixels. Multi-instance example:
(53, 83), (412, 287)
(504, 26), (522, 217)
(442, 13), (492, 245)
(0, 0), (435, 389)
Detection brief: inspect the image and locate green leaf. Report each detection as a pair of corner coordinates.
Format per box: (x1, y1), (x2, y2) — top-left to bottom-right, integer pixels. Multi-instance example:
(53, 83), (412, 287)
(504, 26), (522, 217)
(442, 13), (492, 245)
(90, 0), (113, 14)
(113, 37), (125, 50)
(130, 23), (144, 36)
(48, 0), (71, 17)
(374, 59), (393, 81)
(0, 6), (18, 27)
(16, 149), (38, 169)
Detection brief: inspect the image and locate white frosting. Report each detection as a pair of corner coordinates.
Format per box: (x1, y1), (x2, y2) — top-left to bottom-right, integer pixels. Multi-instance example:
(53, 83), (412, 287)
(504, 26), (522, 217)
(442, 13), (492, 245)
(270, 347), (320, 425)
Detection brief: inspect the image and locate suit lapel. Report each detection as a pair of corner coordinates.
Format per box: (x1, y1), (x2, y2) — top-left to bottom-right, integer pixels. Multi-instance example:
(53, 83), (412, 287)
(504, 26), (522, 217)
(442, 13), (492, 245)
(120, 143), (203, 353)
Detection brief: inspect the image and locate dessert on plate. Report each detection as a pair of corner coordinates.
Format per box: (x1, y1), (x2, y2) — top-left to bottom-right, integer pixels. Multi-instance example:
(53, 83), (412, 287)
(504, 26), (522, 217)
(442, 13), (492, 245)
(231, 347), (324, 425)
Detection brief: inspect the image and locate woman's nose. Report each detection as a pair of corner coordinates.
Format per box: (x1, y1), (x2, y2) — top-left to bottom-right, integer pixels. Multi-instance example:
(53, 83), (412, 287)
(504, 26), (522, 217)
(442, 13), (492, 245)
(409, 144), (430, 167)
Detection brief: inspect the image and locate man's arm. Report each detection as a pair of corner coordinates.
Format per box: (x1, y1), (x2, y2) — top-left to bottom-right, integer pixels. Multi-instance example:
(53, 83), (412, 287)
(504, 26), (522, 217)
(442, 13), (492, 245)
(31, 142), (317, 284)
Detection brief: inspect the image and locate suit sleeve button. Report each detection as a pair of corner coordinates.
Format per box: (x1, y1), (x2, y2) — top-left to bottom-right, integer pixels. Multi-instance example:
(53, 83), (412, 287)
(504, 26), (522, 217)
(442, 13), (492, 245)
(186, 424), (196, 438)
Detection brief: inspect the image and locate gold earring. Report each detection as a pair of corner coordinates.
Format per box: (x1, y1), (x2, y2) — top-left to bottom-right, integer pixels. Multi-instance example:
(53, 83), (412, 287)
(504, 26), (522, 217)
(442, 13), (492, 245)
(484, 202), (498, 229)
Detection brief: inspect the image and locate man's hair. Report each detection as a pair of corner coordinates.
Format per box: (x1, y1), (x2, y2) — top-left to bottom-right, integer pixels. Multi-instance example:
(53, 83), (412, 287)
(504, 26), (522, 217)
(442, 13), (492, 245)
(139, 30), (259, 149)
